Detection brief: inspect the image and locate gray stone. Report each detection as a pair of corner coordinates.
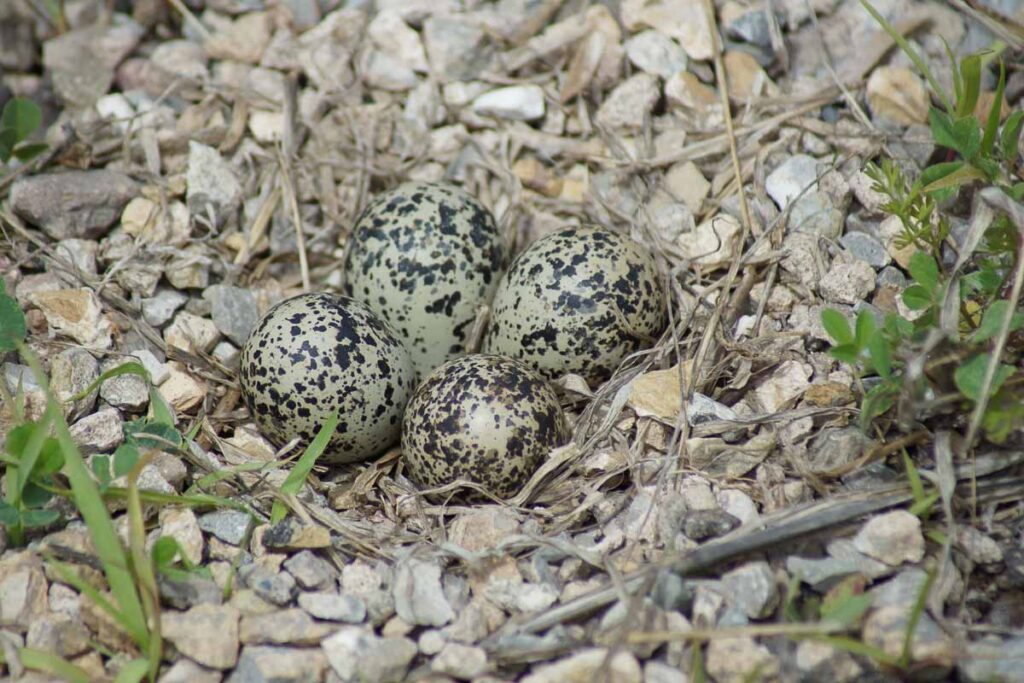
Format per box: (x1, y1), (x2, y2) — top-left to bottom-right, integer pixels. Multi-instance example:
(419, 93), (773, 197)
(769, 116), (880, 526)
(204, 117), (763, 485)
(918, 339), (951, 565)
(688, 392), (739, 425)
(131, 349), (169, 386)
(165, 246), (212, 290)
(431, 642), (488, 679)
(523, 648), (642, 683)
(806, 427), (873, 474)
(50, 347), (99, 421)
(766, 155), (819, 209)
(862, 605), (952, 675)
(142, 288), (189, 328)
(298, 591), (366, 623)
(43, 23), (142, 108)
(418, 628), (446, 655)
(624, 30), (687, 78)
(199, 510), (254, 546)
(240, 565), (297, 606)
(393, 557), (454, 627)
(840, 230), (890, 268)
(958, 636), (1024, 683)
(70, 407), (123, 454)
(239, 608), (335, 646)
(471, 85), (546, 121)
(819, 255), (876, 304)
(158, 659), (223, 683)
(787, 539), (891, 590)
(361, 49), (419, 91)
(705, 636), (780, 682)
(957, 526), (1004, 566)
(282, 551), (337, 591)
(853, 510), (925, 566)
(280, 0), (320, 31)
(721, 561), (778, 619)
(681, 509), (740, 541)
(10, 170), (137, 240)
(596, 73), (661, 130)
(794, 640), (863, 683)
(643, 660), (688, 683)
(422, 16), (491, 82)
(187, 141), (243, 228)
(724, 5), (774, 48)
(53, 238), (99, 285)
(228, 645), (327, 683)
(161, 604), (240, 670)
(322, 627), (417, 683)
(99, 358), (150, 412)
(877, 265), (907, 289)
(0, 554), (48, 630)
(869, 569), (930, 608)
(158, 573), (223, 610)
(26, 613), (90, 658)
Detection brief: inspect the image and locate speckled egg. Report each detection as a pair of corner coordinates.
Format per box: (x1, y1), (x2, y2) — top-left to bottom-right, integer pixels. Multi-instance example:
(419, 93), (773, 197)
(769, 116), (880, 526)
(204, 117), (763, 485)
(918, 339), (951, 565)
(342, 182), (506, 380)
(483, 226), (666, 385)
(402, 355), (570, 499)
(239, 293), (415, 464)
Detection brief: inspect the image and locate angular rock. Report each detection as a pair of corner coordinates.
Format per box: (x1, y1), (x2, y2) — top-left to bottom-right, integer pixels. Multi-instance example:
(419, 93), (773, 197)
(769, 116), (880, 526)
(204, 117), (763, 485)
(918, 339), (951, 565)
(142, 288), (189, 328)
(794, 640), (863, 683)
(471, 85), (546, 121)
(203, 285), (260, 347)
(199, 510), (254, 546)
(322, 627), (417, 683)
(98, 358), (150, 412)
(28, 288), (114, 349)
(705, 636), (780, 683)
(0, 553), (49, 630)
(282, 551), (337, 591)
(50, 347), (99, 421)
(240, 564), (297, 606)
(523, 648), (641, 683)
(423, 16), (490, 81)
(624, 30), (687, 78)
(240, 607), (334, 646)
(298, 591), (366, 623)
(10, 171), (137, 240)
(595, 73), (660, 130)
(840, 231), (890, 269)
(853, 510), (925, 566)
(158, 362), (206, 412)
(393, 558), (454, 627)
(161, 604), (240, 670)
(70, 408), (124, 454)
(158, 658), (222, 683)
(819, 254), (876, 304)
(867, 66), (929, 125)
(165, 311), (221, 355)
(681, 509), (740, 541)
(367, 9), (428, 72)
(187, 142), (243, 228)
(227, 645), (327, 683)
(862, 605), (953, 674)
(958, 635), (1024, 683)
(157, 507), (204, 566)
(262, 519), (331, 552)
(721, 561), (778, 619)
(432, 642), (489, 679)
(448, 508), (522, 553)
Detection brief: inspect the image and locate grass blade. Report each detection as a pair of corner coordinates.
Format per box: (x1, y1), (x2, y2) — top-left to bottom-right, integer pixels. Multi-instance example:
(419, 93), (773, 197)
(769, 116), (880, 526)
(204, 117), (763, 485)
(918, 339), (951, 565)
(113, 659), (151, 683)
(18, 647), (90, 683)
(126, 453), (162, 680)
(20, 344), (150, 650)
(270, 412), (339, 524)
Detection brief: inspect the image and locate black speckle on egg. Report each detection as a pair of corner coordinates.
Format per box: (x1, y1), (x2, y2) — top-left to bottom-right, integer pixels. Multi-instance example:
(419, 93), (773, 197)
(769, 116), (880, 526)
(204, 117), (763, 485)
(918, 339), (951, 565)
(483, 226), (666, 385)
(342, 182), (506, 381)
(238, 293), (415, 464)
(402, 355), (569, 499)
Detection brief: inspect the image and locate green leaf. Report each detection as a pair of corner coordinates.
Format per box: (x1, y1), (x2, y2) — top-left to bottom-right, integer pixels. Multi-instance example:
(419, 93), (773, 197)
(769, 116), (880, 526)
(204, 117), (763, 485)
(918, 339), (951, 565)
(909, 491), (940, 518)
(821, 308), (854, 345)
(954, 354), (1015, 402)
(854, 309), (877, 350)
(980, 61), (1005, 157)
(866, 334), (892, 378)
(91, 454), (112, 486)
(0, 128), (16, 162)
(860, 382), (898, 427)
(148, 386), (175, 427)
(0, 281), (27, 352)
(956, 53), (982, 119)
(270, 412), (339, 524)
(13, 142), (48, 162)
(921, 162), (986, 194)
(1011, 182), (1024, 201)
(902, 450), (926, 503)
(884, 312), (914, 339)
(1000, 110), (1024, 160)
(908, 252), (940, 292)
(21, 481), (53, 508)
(902, 285), (933, 310)
(929, 108), (981, 159)
(982, 391), (1024, 443)
(21, 508), (60, 528)
(828, 344), (860, 365)
(919, 160), (964, 188)
(112, 658), (151, 683)
(820, 588), (872, 628)
(113, 444), (141, 479)
(151, 536), (180, 568)
(18, 648), (91, 683)
(0, 500), (20, 526)
(970, 300), (1024, 342)
(2, 97), (41, 142)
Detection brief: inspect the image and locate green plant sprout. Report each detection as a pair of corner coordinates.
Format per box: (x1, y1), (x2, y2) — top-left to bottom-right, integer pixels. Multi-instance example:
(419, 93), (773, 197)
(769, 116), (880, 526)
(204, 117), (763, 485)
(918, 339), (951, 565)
(0, 98), (47, 165)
